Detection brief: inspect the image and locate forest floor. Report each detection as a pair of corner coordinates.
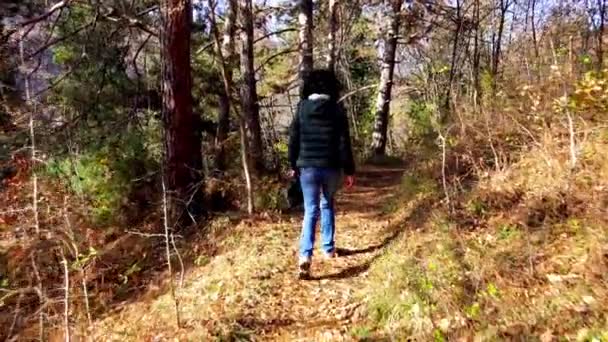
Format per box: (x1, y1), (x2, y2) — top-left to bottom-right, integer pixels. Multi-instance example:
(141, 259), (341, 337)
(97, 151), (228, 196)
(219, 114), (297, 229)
(4, 138), (606, 340)
(92, 165), (407, 341)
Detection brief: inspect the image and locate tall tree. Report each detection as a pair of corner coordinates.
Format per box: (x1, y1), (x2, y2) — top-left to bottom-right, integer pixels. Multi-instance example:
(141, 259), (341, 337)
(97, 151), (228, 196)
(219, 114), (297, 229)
(209, 0), (253, 213)
(595, 0), (606, 69)
(160, 0), (204, 224)
(444, 0), (464, 116)
(530, 0), (539, 60)
(298, 0), (314, 98)
(473, 0), (482, 100)
(327, 0), (339, 71)
(491, 0), (511, 90)
(213, 0), (238, 170)
(239, 0), (264, 172)
(370, 0), (402, 157)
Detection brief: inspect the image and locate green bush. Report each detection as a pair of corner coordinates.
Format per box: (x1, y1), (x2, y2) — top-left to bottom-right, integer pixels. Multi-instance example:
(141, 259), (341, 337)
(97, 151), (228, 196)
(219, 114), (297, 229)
(406, 100), (436, 141)
(45, 124), (160, 225)
(254, 179), (286, 211)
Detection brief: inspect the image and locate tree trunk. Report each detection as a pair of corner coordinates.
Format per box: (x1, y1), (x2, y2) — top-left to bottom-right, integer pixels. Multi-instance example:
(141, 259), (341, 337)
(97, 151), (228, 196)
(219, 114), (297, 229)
(239, 0), (264, 172)
(530, 0), (539, 60)
(491, 0), (509, 90)
(444, 0), (463, 117)
(298, 0), (313, 98)
(209, 0), (253, 213)
(597, 0), (606, 69)
(473, 0), (481, 101)
(160, 0), (203, 225)
(327, 0), (339, 71)
(370, 0), (401, 157)
(213, 0), (238, 170)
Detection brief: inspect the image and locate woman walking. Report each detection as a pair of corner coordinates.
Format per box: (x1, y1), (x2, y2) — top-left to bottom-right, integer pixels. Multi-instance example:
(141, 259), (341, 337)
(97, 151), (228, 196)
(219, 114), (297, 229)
(288, 69), (356, 278)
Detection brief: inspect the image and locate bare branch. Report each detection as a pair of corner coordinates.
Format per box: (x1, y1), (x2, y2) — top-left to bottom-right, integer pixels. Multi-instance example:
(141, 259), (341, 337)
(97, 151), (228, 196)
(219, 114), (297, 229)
(132, 33), (153, 78)
(126, 230), (183, 238)
(101, 14), (158, 37)
(170, 233), (185, 289)
(195, 41), (215, 55)
(6, 292), (24, 340)
(162, 176), (181, 328)
(253, 27), (297, 44)
(255, 48), (299, 74)
(27, 12), (99, 60)
(18, 1), (72, 27)
(137, 5), (160, 17)
(338, 84), (379, 103)
(59, 249), (71, 342)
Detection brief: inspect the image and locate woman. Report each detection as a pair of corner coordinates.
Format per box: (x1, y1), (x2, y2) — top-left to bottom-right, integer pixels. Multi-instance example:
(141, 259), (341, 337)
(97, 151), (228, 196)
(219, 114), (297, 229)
(288, 69), (356, 278)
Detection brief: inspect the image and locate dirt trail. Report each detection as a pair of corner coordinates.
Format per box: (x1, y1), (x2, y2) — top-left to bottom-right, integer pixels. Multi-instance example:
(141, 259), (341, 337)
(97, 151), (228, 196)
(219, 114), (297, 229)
(94, 165), (406, 341)
(260, 166), (405, 340)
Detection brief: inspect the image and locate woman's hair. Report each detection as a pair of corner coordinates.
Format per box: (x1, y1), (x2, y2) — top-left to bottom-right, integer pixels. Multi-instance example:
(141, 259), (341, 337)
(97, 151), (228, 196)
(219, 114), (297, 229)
(301, 69), (341, 100)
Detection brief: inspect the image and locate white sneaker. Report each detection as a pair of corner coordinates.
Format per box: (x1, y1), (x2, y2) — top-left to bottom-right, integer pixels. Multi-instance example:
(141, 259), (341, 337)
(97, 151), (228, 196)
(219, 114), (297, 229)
(298, 257), (311, 279)
(323, 250), (337, 259)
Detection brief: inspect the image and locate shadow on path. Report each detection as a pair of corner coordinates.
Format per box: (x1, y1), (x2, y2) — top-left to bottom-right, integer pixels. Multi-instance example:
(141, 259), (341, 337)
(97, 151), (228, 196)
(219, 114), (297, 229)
(311, 193), (436, 281)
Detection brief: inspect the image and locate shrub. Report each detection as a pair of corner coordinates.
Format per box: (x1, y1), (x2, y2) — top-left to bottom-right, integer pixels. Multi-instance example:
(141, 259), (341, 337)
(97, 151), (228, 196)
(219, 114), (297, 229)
(45, 126), (159, 225)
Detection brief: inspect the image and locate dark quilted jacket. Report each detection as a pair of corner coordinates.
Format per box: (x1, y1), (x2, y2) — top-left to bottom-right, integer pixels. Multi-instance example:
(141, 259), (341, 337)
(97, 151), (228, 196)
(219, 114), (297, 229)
(288, 97), (355, 175)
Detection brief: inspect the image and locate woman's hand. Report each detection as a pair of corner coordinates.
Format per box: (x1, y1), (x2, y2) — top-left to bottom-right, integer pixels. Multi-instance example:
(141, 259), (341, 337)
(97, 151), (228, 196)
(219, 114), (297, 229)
(344, 175), (355, 189)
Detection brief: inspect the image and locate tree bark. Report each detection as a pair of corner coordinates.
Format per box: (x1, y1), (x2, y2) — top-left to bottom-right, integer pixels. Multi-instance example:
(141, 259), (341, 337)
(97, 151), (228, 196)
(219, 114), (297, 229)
(298, 0), (313, 98)
(370, 0), (401, 157)
(209, 0), (254, 213)
(597, 0), (606, 69)
(327, 0), (339, 71)
(444, 0), (463, 117)
(213, 0), (238, 170)
(239, 0), (264, 172)
(160, 0), (204, 225)
(491, 0), (510, 90)
(530, 0), (539, 60)
(473, 0), (481, 100)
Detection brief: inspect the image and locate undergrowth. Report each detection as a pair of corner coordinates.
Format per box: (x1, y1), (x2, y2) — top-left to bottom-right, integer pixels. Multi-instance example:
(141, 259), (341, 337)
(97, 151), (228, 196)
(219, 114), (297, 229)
(359, 121), (608, 340)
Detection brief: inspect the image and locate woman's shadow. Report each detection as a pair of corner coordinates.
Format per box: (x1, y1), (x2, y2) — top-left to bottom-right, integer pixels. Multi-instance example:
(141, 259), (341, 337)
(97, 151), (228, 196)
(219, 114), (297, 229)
(308, 197), (433, 281)
(309, 230), (401, 281)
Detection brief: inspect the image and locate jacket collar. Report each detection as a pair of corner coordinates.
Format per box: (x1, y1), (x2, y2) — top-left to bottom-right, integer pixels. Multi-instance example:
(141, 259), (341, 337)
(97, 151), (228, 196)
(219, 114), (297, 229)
(308, 93), (331, 101)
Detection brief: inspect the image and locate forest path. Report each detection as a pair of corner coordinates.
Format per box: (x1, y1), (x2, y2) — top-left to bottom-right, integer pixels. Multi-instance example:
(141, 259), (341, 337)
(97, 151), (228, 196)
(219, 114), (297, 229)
(252, 165), (406, 341)
(94, 165), (407, 341)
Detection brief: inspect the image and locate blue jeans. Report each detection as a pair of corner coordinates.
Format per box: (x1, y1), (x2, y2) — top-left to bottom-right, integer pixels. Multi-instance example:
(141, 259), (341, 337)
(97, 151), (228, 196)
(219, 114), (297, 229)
(299, 167), (340, 259)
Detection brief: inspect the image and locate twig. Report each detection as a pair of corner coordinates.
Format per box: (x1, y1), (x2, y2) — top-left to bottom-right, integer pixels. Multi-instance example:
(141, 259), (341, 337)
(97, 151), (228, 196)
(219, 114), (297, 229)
(18, 1), (72, 27)
(132, 33), (153, 79)
(126, 230), (183, 238)
(30, 253), (45, 340)
(337, 84), (379, 103)
(195, 41), (215, 55)
(253, 27), (297, 44)
(59, 249), (71, 342)
(62, 197), (92, 327)
(32, 56), (85, 98)
(255, 48), (299, 74)
(137, 5), (160, 17)
(20, 32), (39, 237)
(170, 233), (185, 289)
(565, 93), (577, 170)
(436, 129), (452, 211)
(483, 107), (501, 172)
(27, 16), (98, 60)
(6, 292), (24, 340)
(162, 177), (181, 328)
(100, 11), (158, 37)
(80, 267), (92, 327)
(0, 208), (32, 215)
(240, 120), (254, 215)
